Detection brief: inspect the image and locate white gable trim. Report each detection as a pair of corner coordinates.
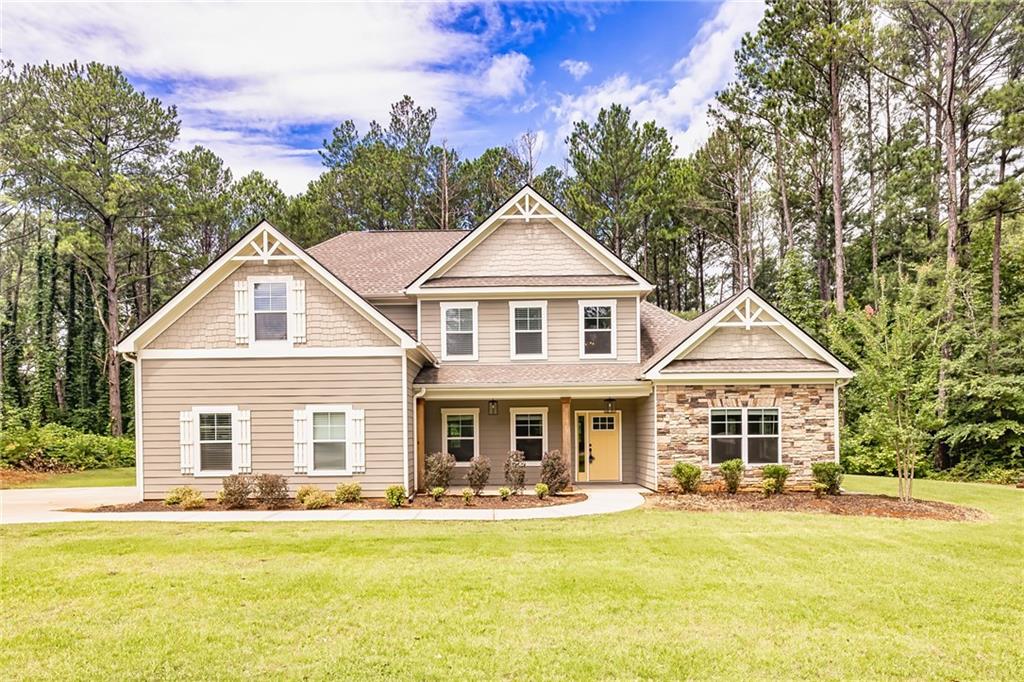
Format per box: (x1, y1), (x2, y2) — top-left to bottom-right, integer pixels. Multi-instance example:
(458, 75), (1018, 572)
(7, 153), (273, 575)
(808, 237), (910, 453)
(643, 289), (853, 380)
(116, 221), (428, 357)
(406, 186), (653, 294)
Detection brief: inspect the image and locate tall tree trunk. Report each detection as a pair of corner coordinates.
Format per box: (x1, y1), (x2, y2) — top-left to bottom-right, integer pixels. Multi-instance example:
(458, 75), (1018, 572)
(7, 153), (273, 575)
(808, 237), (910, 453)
(992, 147), (1006, 332)
(866, 68), (879, 288)
(774, 128), (794, 252)
(829, 46), (846, 312)
(103, 219), (123, 436)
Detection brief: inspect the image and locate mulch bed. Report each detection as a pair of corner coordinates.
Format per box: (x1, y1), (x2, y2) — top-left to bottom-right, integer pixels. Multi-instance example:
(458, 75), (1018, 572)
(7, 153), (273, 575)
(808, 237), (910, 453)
(650, 491), (988, 521)
(77, 493), (586, 513)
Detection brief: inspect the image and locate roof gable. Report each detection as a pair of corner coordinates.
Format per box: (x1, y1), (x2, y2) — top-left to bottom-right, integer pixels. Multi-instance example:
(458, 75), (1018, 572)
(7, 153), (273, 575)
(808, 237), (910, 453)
(407, 186), (653, 293)
(643, 288), (853, 380)
(117, 222), (424, 353)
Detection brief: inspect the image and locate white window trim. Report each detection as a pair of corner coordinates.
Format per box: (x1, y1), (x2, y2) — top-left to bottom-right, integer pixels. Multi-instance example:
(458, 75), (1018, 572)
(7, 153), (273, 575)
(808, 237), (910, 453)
(441, 408), (479, 467)
(707, 406), (782, 467)
(509, 301), (548, 360)
(509, 407), (548, 466)
(248, 275), (293, 348)
(578, 299), (617, 359)
(193, 405), (239, 477)
(306, 403), (352, 476)
(440, 301), (479, 361)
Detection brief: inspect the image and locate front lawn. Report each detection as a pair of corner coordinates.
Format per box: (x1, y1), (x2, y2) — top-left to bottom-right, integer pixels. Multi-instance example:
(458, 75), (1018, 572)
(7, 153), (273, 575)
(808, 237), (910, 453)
(1, 476), (1021, 680)
(0, 467), (135, 489)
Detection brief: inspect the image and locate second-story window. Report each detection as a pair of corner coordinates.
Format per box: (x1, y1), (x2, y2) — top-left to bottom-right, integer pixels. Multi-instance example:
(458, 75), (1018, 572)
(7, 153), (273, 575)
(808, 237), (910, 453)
(253, 280), (289, 341)
(441, 302), (478, 360)
(510, 301), (547, 360)
(579, 300), (617, 358)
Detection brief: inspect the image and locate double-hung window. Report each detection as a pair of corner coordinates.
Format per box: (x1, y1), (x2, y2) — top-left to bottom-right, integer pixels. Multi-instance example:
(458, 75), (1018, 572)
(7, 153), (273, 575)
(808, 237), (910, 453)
(442, 409), (478, 464)
(579, 300), (616, 358)
(510, 408), (547, 463)
(197, 410), (233, 475)
(509, 301), (547, 359)
(441, 302), (478, 360)
(312, 410), (347, 473)
(709, 407), (781, 465)
(252, 278), (289, 342)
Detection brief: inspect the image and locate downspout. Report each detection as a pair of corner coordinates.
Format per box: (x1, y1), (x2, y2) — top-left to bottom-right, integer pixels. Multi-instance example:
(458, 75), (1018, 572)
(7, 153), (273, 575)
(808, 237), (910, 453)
(413, 386), (426, 496)
(123, 352), (143, 501)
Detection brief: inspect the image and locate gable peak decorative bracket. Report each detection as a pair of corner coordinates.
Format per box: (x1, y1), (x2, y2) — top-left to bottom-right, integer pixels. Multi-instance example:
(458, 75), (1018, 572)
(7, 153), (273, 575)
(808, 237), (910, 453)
(505, 192), (556, 223)
(232, 229), (298, 264)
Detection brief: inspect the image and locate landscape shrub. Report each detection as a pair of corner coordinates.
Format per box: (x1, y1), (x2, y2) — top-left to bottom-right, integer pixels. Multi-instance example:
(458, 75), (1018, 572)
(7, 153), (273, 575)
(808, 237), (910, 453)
(0, 423), (134, 471)
(254, 473), (289, 508)
(761, 464), (790, 494)
(534, 482), (549, 499)
(719, 458), (744, 494)
(430, 486), (445, 501)
(466, 455), (491, 495)
(812, 482), (829, 498)
(498, 486), (511, 501)
(761, 479), (776, 497)
(811, 462), (844, 495)
(295, 485), (320, 504)
(385, 485), (405, 508)
(461, 488), (474, 505)
(540, 450), (570, 494)
(504, 450), (526, 494)
(424, 452), (456, 492)
(218, 474), (254, 509)
(671, 462), (701, 494)
(301, 489), (332, 509)
(334, 482), (362, 503)
(165, 486), (204, 509)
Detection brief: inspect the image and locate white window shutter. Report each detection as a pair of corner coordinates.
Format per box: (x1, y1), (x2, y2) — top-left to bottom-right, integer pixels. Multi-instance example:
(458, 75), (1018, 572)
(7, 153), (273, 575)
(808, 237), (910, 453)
(347, 408), (365, 473)
(235, 409), (251, 473)
(291, 279), (306, 344)
(234, 281), (249, 344)
(179, 410), (194, 475)
(293, 409), (309, 474)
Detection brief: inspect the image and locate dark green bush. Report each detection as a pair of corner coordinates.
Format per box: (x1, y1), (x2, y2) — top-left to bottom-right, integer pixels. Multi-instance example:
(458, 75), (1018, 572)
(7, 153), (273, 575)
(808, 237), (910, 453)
(671, 462), (702, 493)
(0, 423), (134, 471)
(218, 474), (254, 509)
(761, 465), (790, 494)
(540, 450), (570, 494)
(811, 462), (844, 495)
(719, 458), (744, 494)
(385, 485), (405, 508)
(424, 452), (456, 492)
(504, 450), (526, 494)
(334, 483), (362, 503)
(466, 455), (491, 495)
(254, 473), (289, 508)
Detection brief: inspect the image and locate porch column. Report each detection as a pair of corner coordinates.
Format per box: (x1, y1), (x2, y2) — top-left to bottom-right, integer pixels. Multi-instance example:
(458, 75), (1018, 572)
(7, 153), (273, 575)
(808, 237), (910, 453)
(416, 397), (426, 492)
(561, 397), (573, 491)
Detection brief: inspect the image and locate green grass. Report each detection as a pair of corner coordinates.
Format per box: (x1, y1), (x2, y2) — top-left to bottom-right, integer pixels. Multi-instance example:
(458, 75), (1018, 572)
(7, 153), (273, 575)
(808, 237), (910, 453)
(0, 467), (135, 489)
(2, 476), (1021, 680)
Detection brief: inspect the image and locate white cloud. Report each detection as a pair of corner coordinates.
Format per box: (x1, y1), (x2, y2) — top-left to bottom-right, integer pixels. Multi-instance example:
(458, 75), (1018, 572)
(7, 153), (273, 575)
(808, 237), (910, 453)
(560, 59), (592, 81)
(2, 2), (535, 193)
(550, 1), (765, 156)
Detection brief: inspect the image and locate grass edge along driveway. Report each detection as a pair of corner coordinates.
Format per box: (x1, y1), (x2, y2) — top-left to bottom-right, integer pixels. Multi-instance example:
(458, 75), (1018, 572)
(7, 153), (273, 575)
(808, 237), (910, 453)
(1, 476), (1021, 680)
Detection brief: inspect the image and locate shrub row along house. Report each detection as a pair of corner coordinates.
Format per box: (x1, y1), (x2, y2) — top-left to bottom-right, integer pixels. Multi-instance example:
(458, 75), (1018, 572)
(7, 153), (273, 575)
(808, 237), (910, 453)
(117, 186), (853, 500)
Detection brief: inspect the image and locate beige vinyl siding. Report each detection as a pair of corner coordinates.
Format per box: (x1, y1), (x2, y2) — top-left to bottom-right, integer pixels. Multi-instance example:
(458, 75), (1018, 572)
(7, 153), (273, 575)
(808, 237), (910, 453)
(443, 219), (614, 278)
(420, 297), (637, 363)
(150, 261), (393, 349)
(634, 388), (656, 490)
(140, 357), (406, 499)
(406, 354), (419, 492)
(686, 326), (804, 360)
(378, 303), (418, 338)
(424, 398), (637, 486)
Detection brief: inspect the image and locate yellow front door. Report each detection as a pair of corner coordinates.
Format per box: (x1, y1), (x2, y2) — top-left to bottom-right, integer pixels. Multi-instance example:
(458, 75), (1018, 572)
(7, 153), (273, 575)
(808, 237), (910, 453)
(586, 413), (621, 481)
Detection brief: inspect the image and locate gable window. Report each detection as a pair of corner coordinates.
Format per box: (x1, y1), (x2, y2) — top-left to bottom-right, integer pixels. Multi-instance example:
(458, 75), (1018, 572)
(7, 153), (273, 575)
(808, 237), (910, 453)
(252, 279), (289, 342)
(579, 299), (617, 358)
(442, 409), (478, 464)
(509, 301), (547, 359)
(197, 411), (233, 474)
(510, 408), (547, 463)
(441, 302), (478, 360)
(709, 407), (781, 465)
(312, 410), (347, 472)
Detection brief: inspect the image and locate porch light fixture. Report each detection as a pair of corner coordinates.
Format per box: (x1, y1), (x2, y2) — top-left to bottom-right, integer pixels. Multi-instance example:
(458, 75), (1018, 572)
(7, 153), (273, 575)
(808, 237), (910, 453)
(604, 398), (616, 413)
(488, 400), (498, 415)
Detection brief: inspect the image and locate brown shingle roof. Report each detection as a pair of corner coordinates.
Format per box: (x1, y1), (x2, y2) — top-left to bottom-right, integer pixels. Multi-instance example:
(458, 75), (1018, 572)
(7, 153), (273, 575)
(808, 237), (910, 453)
(639, 293), (742, 368)
(415, 363), (643, 386)
(662, 358), (835, 373)
(308, 230), (469, 298)
(421, 275), (637, 288)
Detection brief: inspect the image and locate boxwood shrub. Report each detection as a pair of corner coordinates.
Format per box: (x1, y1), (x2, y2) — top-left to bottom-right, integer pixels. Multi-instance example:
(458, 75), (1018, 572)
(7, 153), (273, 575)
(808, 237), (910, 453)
(671, 462), (701, 494)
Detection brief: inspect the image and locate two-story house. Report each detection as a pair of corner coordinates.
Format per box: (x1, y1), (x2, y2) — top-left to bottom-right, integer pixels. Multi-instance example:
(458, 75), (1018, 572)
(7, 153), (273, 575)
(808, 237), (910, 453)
(117, 186), (852, 500)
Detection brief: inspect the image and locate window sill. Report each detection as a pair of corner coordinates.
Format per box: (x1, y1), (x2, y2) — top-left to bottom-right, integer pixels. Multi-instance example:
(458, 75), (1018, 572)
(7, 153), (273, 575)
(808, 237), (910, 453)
(510, 355), (547, 361)
(307, 470), (353, 477)
(441, 356), (478, 362)
(194, 470), (235, 478)
(579, 354), (616, 360)
(708, 462), (783, 468)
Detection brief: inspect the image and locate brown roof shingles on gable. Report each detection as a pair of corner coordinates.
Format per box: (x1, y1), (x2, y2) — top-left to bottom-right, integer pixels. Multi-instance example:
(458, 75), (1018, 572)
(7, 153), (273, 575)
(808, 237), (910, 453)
(639, 291), (745, 371)
(421, 275), (638, 288)
(415, 363), (643, 386)
(662, 358), (835, 373)
(307, 230), (469, 298)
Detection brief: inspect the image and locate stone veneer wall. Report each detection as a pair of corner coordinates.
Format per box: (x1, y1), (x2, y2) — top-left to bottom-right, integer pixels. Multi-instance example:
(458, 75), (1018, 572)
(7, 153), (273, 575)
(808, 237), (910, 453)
(656, 384), (835, 491)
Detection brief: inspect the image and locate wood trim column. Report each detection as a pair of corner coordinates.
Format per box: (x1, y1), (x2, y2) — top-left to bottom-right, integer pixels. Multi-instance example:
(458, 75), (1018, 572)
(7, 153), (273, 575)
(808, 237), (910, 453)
(416, 397), (426, 492)
(561, 397), (572, 490)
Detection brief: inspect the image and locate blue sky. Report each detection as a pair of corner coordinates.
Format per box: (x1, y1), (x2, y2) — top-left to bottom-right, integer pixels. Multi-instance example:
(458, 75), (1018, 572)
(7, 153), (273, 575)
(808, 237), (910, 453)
(3, 1), (765, 194)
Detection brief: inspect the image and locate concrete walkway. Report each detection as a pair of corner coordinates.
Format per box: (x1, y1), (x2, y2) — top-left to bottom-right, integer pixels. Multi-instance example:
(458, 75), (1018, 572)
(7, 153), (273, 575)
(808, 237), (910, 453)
(0, 485), (647, 525)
